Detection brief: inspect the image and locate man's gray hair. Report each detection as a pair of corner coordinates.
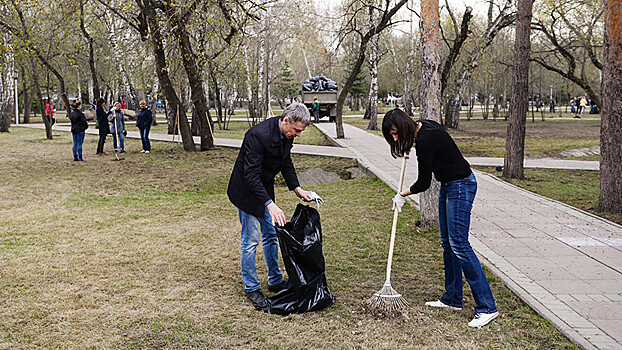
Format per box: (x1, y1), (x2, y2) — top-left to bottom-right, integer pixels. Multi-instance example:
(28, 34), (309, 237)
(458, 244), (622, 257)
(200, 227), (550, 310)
(281, 102), (311, 125)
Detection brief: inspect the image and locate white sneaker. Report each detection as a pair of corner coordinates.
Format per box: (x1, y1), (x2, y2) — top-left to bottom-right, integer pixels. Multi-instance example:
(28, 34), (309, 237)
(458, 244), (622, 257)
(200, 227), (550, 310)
(145, 150), (150, 154)
(140, 150), (145, 153)
(468, 311), (499, 328)
(425, 300), (462, 310)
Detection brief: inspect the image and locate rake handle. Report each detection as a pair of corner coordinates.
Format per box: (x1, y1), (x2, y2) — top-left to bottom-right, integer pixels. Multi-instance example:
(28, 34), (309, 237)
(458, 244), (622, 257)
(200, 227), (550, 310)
(384, 156), (407, 285)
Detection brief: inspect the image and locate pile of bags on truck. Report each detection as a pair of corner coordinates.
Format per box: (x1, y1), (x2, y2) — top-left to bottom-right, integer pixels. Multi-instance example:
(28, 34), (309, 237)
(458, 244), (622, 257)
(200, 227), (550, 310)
(302, 76), (338, 92)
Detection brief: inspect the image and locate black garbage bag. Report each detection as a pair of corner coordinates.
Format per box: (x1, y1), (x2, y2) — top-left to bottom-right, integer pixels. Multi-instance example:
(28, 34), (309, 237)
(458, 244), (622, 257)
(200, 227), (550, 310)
(260, 204), (335, 315)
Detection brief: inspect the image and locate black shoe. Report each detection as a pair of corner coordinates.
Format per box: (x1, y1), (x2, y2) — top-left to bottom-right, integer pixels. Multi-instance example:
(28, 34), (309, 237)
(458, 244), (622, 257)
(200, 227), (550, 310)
(120, 150), (126, 153)
(245, 289), (267, 306)
(268, 279), (290, 293)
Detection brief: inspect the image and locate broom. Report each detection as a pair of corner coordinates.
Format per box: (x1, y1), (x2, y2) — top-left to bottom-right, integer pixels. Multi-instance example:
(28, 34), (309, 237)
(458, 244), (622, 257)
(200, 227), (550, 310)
(366, 155), (409, 313)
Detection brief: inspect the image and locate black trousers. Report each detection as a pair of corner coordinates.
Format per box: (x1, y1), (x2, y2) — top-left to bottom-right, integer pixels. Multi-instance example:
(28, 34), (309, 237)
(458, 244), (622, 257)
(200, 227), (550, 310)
(97, 134), (106, 153)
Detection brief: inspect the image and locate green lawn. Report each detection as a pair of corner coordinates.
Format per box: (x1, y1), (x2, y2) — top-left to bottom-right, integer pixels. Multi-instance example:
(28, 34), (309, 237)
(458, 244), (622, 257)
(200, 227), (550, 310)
(0, 127), (577, 349)
(344, 117), (600, 158)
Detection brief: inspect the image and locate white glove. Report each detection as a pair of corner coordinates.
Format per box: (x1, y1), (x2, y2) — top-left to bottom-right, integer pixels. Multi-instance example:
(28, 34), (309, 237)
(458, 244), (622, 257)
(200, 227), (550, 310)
(392, 193), (406, 213)
(308, 191), (324, 209)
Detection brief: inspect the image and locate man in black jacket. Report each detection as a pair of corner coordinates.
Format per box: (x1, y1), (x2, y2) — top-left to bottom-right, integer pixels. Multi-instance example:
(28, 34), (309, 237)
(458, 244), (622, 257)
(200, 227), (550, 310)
(227, 103), (316, 307)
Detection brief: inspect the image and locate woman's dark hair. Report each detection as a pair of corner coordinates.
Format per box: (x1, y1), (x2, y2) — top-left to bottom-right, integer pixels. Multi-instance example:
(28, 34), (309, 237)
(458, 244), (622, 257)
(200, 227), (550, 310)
(382, 108), (417, 158)
(96, 98), (105, 107)
(382, 109), (443, 158)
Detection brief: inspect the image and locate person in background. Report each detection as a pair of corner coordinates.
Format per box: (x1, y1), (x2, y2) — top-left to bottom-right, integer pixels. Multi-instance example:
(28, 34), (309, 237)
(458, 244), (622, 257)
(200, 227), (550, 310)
(136, 100), (153, 153)
(120, 98), (126, 110)
(382, 108), (499, 328)
(312, 97), (320, 124)
(95, 98), (110, 156)
(45, 98), (55, 125)
(579, 95), (587, 114)
(69, 100), (88, 161)
(109, 102), (126, 153)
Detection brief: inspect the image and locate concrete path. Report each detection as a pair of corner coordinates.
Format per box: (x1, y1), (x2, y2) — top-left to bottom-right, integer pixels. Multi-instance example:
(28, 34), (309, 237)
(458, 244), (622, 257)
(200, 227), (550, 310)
(314, 122), (621, 350)
(17, 123), (355, 159)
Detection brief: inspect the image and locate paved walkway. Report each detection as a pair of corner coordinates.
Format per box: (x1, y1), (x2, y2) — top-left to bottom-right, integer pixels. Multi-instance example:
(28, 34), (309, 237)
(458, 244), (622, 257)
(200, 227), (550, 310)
(17, 123), (355, 159)
(314, 122), (622, 350)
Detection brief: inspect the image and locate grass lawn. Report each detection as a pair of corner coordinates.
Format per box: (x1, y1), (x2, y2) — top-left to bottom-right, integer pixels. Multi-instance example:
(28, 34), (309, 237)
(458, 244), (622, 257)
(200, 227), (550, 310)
(148, 121), (334, 147)
(0, 127), (577, 349)
(344, 117), (600, 158)
(475, 167), (622, 226)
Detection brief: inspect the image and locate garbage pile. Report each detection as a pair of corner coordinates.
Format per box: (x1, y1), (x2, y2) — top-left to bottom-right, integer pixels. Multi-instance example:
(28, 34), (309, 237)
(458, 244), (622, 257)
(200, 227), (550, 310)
(302, 76), (338, 92)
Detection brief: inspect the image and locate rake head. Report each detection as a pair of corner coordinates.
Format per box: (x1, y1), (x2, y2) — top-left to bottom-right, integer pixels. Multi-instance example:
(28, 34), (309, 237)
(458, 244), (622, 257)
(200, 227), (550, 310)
(365, 283), (409, 314)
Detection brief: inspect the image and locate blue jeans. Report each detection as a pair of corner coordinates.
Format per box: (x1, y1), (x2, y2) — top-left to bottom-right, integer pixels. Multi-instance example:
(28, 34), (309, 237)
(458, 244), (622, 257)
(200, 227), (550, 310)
(72, 132), (85, 159)
(139, 126), (151, 151)
(438, 173), (497, 314)
(112, 132), (125, 151)
(239, 208), (284, 292)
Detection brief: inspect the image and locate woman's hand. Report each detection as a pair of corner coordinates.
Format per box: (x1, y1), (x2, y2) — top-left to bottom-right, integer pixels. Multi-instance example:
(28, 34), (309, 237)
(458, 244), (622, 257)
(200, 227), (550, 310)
(392, 193), (406, 213)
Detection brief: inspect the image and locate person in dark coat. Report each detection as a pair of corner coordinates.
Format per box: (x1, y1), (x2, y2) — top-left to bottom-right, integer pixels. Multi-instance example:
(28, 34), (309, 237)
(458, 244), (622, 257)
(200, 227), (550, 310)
(136, 100), (153, 153)
(383, 108), (498, 328)
(95, 98), (110, 155)
(109, 102), (126, 153)
(69, 100), (88, 161)
(227, 103), (318, 308)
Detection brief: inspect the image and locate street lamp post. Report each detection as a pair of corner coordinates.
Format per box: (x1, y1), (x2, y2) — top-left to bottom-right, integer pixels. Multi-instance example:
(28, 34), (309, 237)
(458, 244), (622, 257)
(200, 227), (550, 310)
(14, 70), (19, 126)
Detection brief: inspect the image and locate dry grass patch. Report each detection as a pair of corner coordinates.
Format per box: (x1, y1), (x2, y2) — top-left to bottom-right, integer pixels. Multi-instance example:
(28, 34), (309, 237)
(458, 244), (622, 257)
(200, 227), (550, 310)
(0, 127), (577, 349)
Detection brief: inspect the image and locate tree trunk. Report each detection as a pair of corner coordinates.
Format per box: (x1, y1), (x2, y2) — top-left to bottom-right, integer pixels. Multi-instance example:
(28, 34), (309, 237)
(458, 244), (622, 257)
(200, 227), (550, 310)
(0, 52), (14, 132)
(598, 0), (622, 213)
(419, 0), (442, 229)
(141, 0), (194, 151)
(105, 11), (139, 110)
(504, 0), (532, 180)
(22, 66), (32, 124)
(443, 93), (461, 129)
(364, 9), (379, 130)
(173, 14), (213, 151)
(29, 57), (52, 139)
(80, 0), (100, 99)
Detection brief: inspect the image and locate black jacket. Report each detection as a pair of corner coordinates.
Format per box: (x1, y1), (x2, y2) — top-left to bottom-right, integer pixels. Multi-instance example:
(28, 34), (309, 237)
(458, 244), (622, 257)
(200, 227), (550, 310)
(227, 117), (300, 217)
(96, 106), (110, 135)
(410, 120), (471, 194)
(69, 108), (89, 134)
(136, 108), (153, 129)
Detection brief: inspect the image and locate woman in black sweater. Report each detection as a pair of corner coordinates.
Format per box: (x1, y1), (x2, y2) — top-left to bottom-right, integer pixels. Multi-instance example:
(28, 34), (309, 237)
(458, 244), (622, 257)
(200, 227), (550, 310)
(69, 100), (89, 161)
(95, 98), (110, 155)
(382, 108), (498, 328)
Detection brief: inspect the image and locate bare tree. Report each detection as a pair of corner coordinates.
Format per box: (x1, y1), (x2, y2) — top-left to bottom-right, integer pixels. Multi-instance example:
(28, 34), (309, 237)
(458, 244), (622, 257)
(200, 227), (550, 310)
(504, 0), (533, 179)
(334, 0), (409, 138)
(598, 0), (622, 213)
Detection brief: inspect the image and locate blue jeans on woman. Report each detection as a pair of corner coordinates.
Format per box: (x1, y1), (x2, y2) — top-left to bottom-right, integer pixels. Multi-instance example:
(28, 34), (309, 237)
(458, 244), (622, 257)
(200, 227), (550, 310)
(72, 131), (85, 160)
(112, 132), (125, 151)
(139, 126), (151, 151)
(438, 172), (497, 314)
(238, 207), (284, 292)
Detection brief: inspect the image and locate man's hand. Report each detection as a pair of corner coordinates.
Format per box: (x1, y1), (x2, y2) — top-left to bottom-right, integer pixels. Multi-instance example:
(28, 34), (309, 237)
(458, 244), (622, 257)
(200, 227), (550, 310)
(267, 202), (286, 226)
(294, 187), (312, 201)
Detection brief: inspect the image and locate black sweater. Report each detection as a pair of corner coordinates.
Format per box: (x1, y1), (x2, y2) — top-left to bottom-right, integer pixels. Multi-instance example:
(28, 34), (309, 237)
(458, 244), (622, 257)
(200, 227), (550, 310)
(69, 109), (89, 134)
(410, 120), (471, 194)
